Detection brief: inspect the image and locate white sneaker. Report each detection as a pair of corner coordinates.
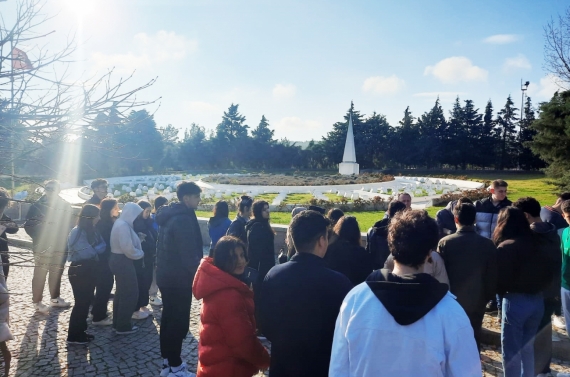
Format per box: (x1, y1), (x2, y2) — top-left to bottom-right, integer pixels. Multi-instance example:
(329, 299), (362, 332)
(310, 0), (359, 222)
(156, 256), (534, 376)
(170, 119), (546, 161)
(140, 306), (150, 313)
(131, 310), (149, 320)
(553, 315), (566, 330)
(167, 363), (195, 377)
(150, 295), (163, 306)
(92, 317), (113, 326)
(50, 297), (71, 308)
(34, 302), (50, 314)
(160, 364), (170, 377)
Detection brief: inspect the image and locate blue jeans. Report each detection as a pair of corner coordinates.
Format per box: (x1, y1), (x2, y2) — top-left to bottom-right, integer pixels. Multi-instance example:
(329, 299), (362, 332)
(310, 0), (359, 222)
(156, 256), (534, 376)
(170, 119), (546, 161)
(501, 292), (544, 377)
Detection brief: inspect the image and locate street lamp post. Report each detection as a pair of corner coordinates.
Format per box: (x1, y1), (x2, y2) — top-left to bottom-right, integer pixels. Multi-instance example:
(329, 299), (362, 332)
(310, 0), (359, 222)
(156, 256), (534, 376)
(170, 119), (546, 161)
(521, 80), (530, 121)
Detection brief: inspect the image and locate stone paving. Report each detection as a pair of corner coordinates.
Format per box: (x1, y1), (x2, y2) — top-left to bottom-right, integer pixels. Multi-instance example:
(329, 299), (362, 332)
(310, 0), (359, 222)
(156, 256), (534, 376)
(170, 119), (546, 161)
(1, 244), (570, 377)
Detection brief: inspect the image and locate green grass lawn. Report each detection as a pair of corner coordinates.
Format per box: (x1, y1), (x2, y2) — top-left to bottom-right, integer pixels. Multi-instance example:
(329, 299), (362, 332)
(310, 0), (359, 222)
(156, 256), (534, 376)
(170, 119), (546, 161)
(284, 193), (314, 204)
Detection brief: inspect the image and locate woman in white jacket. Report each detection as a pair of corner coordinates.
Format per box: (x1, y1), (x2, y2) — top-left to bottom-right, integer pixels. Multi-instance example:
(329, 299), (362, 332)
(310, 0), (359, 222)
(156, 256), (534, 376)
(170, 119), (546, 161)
(109, 202), (143, 334)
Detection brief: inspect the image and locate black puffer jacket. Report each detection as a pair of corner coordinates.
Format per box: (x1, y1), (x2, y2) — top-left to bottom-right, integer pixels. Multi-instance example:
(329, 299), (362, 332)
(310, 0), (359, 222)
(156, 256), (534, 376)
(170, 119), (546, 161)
(531, 222), (562, 300)
(156, 203), (203, 289)
(245, 219), (275, 283)
(325, 238), (372, 286)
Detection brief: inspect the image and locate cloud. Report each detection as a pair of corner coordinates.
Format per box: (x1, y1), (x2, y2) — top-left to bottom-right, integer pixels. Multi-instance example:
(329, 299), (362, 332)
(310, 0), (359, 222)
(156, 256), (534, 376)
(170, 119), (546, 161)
(183, 101), (219, 114)
(527, 75), (563, 101)
(272, 84), (296, 100)
(503, 54), (531, 71)
(413, 92), (468, 101)
(91, 30), (198, 72)
(274, 117), (320, 132)
(362, 75), (405, 94)
(424, 57), (488, 83)
(483, 34), (520, 44)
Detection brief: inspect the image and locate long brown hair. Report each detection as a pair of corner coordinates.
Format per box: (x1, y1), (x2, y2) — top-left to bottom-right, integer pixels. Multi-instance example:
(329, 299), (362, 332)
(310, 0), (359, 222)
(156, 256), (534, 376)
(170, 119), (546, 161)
(492, 207), (532, 245)
(334, 215), (362, 247)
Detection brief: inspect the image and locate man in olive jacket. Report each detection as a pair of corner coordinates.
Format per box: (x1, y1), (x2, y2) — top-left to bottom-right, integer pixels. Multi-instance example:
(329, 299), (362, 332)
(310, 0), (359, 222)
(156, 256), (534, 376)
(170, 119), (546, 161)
(437, 202), (498, 351)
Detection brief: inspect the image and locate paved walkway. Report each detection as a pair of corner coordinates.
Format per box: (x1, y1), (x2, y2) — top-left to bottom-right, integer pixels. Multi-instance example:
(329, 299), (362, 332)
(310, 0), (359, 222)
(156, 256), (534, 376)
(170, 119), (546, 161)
(2, 244), (570, 376)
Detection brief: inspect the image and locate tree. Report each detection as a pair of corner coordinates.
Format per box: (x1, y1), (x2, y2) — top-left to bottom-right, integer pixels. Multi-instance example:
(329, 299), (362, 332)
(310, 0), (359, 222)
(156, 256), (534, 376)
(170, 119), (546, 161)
(179, 123), (209, 169)
(544, 7), (570, 88)
(394, 106), (420, 168)
(252, 115), (275, 144)
(416, 99), (446, 169)
(518, 97), (545, 170)
(320, 103), (365, 169)
(213, 104), (250, 168)
(530, 90), (570, 189)
(462, 99), (483, 169)
(495, 95), (518, 170)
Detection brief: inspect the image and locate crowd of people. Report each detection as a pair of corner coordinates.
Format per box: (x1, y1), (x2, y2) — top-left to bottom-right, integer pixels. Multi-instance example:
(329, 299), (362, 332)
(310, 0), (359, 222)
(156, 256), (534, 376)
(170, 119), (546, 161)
(0, 178), (568, 376)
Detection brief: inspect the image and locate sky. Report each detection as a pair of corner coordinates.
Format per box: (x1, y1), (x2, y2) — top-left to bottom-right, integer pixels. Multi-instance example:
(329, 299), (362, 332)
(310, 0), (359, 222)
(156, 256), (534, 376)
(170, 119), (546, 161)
(3, 0), (568, 141)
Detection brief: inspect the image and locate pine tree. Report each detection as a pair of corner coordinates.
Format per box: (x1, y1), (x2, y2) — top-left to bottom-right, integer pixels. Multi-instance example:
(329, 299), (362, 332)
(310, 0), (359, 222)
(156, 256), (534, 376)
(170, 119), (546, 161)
(252, 115), (275, 143)
(518, 97), (545, 170)
(462, 99), (483, 169)
(417, 99), (446, 169)
(496, 95), (518, 170)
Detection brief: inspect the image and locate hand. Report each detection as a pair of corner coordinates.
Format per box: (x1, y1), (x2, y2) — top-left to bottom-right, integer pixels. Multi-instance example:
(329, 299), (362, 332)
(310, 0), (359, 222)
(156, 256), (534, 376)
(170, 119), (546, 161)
(137, 232), (147, 242)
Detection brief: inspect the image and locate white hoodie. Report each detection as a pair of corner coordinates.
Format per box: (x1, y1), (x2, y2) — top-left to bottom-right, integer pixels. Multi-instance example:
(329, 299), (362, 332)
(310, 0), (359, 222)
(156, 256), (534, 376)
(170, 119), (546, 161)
(110, 202), (143, 260)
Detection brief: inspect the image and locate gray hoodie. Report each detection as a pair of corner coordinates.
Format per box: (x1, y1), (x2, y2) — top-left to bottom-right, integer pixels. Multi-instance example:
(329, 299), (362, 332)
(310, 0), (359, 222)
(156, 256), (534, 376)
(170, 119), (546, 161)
(110, 202), (143, 260)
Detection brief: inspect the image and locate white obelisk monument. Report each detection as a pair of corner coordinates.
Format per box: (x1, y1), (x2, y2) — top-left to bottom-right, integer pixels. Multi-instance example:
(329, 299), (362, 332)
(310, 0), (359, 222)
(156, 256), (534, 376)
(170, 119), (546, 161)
(338, 112), (359, 175)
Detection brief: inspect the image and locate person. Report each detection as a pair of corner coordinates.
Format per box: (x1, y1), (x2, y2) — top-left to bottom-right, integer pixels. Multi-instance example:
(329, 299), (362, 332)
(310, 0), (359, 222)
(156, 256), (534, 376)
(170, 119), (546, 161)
(226, 196), (253, 244)
(132, 200), (157, 319)
(149, 195), (168, 307)
(290, 206), (306, 218)
(0, 188), (18, 279)
(156, 182), (203, 377)
(90, 198), (118, 326)
(435, 197), (473, 239)
(326, 208), (344, 227)
(85, 179), (108, 206)
(193, 236), (270, 377)
(307, 205), (326, 215)
(366, 200), (406, 270)
(245, 201), (275, 297)
(109, 202), (144, 335)
(259, 210), (352, 377)
(329, 210), (481, 376)
(494, 207), (553, 377)
(66, 204), (106, 344)
(541, 192), (570, 234)
(24, 179), (72, 314)
(282, 207), (306, 262)
(0, 265), (11, 376)
(560, 200), (570, 345)
(324, 216), (372, 285)
(437, 202), (497, 351)
(512, 197), (562, 377)
(382, 193), (412, 219)
(207, 200), (231, 256)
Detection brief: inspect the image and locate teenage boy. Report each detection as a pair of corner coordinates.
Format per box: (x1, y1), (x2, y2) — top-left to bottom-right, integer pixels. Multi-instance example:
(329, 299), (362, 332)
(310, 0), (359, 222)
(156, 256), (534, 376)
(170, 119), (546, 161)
(85, 179), (108, 206)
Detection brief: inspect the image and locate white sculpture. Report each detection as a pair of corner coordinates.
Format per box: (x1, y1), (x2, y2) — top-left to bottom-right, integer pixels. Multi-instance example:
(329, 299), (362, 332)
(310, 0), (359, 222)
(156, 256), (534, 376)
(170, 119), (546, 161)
(338, 112), (360, 175)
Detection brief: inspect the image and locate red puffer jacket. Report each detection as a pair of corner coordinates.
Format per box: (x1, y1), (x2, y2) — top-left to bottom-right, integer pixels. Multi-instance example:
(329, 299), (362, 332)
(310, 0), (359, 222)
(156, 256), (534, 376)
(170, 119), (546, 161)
(193, 257), (270, 377)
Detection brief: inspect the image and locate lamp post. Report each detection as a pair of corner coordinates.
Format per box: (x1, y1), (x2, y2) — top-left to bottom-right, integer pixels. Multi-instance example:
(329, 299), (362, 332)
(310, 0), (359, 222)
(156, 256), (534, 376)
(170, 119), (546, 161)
(521, 80), (530, 121)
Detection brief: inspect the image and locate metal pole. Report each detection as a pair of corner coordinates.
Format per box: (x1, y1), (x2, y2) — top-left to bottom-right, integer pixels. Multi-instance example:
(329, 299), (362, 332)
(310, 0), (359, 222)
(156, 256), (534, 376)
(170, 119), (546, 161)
(10, 36), (15, 197)
(520, 79), (525, 122)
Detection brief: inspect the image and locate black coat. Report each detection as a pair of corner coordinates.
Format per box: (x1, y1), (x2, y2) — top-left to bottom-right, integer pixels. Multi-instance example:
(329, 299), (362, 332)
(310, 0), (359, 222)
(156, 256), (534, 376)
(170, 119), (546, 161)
(437, 226), (497, 316)
(134, 216), (158, 268)
(156, 203), (203, 290)
(0, 214), (18, 253)
(95, 218), (114, 261)
(259, 252), (352, 377)
(366, 219), (390, 270)
(245, 219), (275, 282)
(24, 195), (73, 254)
(324, 238), (372, 286)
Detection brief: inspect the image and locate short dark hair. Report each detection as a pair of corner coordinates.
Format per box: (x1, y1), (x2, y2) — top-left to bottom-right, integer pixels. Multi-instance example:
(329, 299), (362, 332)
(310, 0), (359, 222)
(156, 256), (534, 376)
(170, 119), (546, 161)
(100, 198), (118, 222)
(334, 216), (361, 247)
(457, 197), (473, 205)
(562, 200), (570, 214)
(388, 210), (439, 269)
(453, 203), (476, 226)
(512, 197), (541, 218)
(137, 200), (152, 210)
(176, 181), (201, 201)
(327, 208), (344, 226)
(398, 192), (411, 200)
(387, 200), (407, 218)
(213, 200), (229, 218)
(213, 236), (248, 274)
(154, 196), (168, 209)
(91, 178), (108, 190)
(252, 200), (269, 220)
(290, 210), (330, 254)
(491, 179), (508, 188)
(558, 192), (570, 201)
(238, 196), (253, 212)
(0, 187), (10, 209)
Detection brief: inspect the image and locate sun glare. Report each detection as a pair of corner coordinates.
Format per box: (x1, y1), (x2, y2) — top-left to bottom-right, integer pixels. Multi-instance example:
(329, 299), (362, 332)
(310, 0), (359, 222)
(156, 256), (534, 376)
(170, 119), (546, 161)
(60, 0), (97, 19)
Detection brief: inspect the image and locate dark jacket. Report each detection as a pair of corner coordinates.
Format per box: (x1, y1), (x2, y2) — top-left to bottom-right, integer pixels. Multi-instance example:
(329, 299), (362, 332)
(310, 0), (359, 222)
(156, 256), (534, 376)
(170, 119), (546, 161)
(134, 215), (158, 265)
(24, 195), (73, 254)
(325, 238), (372, 286)
(85, 195), (102, 206)
(474, 196), (512, 239)
(436, 200), (458, 239)
(259, 252), (352, 377)
(156, 203), (203, 289)
(95, 218), (114, 261)
(366, 219), (390, 270)
(437, 226), (497, 316)
(531, 222), (561, 299)
(208, 216), (231, 250)
(245, 219), (275, 282)
(0, 214), (18, 253)
(540, 206), (568, 231)
(226, 215), (248, 244)
(496, 235), (553, 295)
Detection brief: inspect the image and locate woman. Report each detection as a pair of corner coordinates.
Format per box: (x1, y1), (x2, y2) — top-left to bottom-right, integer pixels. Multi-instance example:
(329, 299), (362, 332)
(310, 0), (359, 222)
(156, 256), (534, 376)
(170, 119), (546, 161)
(109, 202), (143, 335)
(245, 201), (275, 291)
(193, 236), (270, 377)
(324, 216), (372, 285)
(494, 207), (552, 377)
(91, 198), (119, 326)
(327, 208), (344, 228)
(132, 200), (157, 319)
(207, 201), (231, 256)
(66, 204), (106, 344)
(226, 196), (253, 244)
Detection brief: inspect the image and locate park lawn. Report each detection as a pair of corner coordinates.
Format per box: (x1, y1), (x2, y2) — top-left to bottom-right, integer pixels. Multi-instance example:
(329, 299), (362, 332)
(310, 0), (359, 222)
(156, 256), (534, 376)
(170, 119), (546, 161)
(284, 193), (314, 204)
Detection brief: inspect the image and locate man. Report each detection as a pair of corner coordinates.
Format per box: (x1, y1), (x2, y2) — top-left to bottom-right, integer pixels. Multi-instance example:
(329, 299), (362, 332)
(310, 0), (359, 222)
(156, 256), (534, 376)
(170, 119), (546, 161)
(330, 210), (480, 376)
(259, 210), (352, 377)
(24, 180), (73, 314)
(382, 192), (412, 219)
(561, 200), (570, 344)
(0, 188), (18, 280)
(366, 200), (406, 269)
(435, 197), (473, 239)
(156, 182), (202, 377)
(513, 197), (562, 377)
(226, 195), (253, 244)
(541, 192), (570, 234)
(85, 178), (108, 206)
(149, 195), (168, 307)
(437, 202), (497, 351)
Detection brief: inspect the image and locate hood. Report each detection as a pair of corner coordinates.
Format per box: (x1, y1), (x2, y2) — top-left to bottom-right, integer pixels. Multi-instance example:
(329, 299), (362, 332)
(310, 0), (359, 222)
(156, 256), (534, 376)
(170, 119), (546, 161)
(372, 218), (390, 236)
(119, 202), (143, 227)
(208, 216), (227, 228)
(193, 257), (251, 300)
(155, 202), (191, 226)
(366, 269), (448, 326)
(531, 221), (559, 244)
